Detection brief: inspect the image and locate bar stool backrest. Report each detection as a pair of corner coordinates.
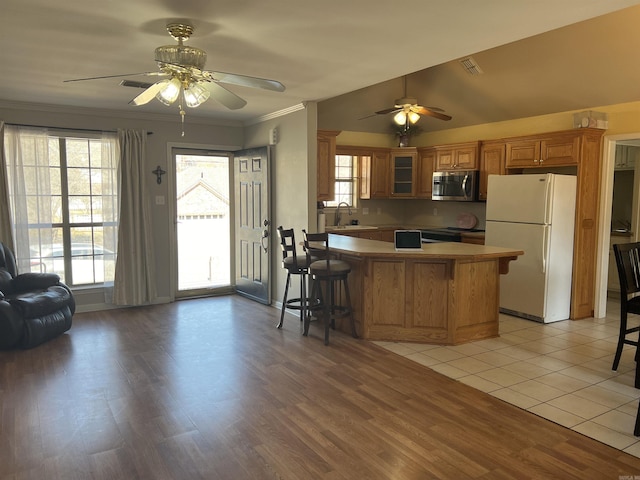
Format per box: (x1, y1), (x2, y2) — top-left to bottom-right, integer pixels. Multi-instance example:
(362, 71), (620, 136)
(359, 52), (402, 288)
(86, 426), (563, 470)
(302, 230), (330, 270)
(277, 226), (301, 271)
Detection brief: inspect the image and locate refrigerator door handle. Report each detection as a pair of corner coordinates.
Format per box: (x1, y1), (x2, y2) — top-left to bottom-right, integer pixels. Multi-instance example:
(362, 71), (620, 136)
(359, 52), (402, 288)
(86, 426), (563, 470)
(544, 174), (552, 224)
(542, 226), (549, 274)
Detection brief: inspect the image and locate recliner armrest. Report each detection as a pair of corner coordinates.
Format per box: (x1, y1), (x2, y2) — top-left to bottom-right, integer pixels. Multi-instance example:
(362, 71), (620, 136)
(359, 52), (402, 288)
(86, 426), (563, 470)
(12, 273), (61, 292)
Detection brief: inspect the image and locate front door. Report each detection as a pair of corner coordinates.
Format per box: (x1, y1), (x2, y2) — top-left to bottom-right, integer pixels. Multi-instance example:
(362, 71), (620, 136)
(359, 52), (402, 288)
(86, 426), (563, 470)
(234, 147), (271, 304)
(173, 148), (232, 298)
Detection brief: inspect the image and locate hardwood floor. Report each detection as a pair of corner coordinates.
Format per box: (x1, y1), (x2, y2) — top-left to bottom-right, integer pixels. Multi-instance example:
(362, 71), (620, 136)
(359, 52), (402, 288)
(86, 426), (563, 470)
(2, 296), (640, 479)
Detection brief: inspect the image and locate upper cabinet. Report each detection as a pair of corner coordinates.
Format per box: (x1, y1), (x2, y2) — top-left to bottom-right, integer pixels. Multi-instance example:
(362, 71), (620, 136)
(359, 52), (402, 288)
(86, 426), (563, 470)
(390, 148), (417, 197)
(317, 130), (340, 201)
(615, 145), (639, 170)
(505, 132), (580, 168)
(416, 147), (436, 199)
(360, 148), (391, 199)
(479, 141), (506, 201)
(434, 141), (480, 171)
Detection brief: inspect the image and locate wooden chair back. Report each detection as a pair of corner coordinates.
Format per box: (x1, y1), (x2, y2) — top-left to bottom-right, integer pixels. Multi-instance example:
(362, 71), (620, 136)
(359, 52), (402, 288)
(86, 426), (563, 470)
(613, 242), (640, 301)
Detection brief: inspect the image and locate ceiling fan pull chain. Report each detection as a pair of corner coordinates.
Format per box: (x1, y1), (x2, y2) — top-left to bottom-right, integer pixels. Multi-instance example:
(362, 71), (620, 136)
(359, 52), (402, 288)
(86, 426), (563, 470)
(179, 103), (186, 137)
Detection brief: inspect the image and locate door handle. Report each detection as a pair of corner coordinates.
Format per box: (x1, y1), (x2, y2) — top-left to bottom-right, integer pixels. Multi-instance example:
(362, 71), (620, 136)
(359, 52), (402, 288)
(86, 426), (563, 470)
(261, 219), (270, 252)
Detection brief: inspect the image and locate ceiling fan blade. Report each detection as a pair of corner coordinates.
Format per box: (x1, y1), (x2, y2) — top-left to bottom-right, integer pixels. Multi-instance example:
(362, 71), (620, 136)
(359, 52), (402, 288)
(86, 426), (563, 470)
(203, 71), (285, 92)
(64, 72), (166, 82)
(375, 107), (401, 115)
(129, 81), (166, 106)
(415, 106), (452, 121)
(203, 81), (247, 110)
(358, 112), (382, 120)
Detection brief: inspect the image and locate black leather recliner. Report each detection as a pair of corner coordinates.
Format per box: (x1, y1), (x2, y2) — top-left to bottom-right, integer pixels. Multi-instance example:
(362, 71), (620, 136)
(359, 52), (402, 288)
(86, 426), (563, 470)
(0, 242), (75, 349)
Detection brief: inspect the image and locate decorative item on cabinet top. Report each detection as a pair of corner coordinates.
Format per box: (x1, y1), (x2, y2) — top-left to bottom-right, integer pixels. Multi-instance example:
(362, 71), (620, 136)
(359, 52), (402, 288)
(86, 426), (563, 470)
(573, 110), (608, 130)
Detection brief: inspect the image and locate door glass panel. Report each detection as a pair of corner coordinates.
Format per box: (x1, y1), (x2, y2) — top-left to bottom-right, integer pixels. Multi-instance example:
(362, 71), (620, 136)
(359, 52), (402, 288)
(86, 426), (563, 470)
(175, 152), (231, 291)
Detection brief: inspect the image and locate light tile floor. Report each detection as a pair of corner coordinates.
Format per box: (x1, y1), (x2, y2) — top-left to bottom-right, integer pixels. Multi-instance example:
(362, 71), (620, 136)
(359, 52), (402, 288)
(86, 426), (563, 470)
(373, 299), (640, 457)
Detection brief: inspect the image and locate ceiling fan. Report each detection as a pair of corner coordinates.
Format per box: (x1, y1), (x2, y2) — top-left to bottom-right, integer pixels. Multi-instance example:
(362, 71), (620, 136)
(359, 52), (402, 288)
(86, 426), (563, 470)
(362, 76), (451, 127)
(64, 22), (285, 134)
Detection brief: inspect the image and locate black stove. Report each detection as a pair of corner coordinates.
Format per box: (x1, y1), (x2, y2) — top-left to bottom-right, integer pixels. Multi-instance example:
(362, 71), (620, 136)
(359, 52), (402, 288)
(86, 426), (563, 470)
(420, 227), (485, 243)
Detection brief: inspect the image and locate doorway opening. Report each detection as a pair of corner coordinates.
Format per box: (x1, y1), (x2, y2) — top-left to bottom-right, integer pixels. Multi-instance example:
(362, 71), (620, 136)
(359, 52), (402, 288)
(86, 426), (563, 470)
(173, 148), (232, 297)
(605, 139), (640, 309)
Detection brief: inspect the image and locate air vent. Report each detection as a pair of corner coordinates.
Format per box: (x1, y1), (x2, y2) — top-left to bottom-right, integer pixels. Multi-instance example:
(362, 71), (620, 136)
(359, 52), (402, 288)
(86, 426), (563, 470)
(459, 56), (483, 76)
(120, 80), (155, 89)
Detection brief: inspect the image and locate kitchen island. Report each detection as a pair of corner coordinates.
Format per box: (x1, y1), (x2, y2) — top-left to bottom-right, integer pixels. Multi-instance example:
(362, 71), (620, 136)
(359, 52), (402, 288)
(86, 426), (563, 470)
(324, 234), (523, 345)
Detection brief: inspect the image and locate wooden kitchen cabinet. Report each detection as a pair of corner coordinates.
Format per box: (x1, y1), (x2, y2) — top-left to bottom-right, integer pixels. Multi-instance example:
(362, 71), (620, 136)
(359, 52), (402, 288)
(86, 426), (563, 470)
(505, 132), (580, 168)
(479, 141), (506, 201)
(434, 141), (480, 171)
(614, 144), (639, 170)
(416, 147), (436, 198)
(317, 130), (340, 201)
(360, 148), (391, 199)
(390, 148), (417, 197)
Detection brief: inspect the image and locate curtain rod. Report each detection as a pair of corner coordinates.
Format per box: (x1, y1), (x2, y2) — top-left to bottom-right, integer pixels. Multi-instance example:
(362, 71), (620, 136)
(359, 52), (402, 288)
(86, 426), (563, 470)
(5, 123), (153, 135)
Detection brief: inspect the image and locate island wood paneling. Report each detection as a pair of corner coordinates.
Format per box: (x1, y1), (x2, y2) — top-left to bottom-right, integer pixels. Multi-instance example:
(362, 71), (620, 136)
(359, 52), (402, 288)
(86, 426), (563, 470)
(327, 236), (517, 344)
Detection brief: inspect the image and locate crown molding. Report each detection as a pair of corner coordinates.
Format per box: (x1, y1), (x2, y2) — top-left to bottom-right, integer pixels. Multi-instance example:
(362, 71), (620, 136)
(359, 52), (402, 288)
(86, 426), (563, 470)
(245, 102), (307, 126)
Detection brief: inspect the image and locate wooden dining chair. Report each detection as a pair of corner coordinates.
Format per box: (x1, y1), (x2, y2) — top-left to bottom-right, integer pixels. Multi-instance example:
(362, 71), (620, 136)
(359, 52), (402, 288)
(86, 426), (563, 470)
(612, 242), (640, 372)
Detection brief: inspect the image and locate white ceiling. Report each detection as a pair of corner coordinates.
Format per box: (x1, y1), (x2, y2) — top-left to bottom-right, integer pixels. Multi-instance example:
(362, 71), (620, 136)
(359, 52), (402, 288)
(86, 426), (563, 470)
(2, 0), (639, 131)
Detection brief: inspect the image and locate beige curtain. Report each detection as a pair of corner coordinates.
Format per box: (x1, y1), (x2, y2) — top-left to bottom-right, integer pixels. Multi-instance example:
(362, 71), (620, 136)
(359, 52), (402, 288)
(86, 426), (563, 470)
(2, 125), (52, 271)
(0, 121), (14, 250)
(112, 129), (157, 305)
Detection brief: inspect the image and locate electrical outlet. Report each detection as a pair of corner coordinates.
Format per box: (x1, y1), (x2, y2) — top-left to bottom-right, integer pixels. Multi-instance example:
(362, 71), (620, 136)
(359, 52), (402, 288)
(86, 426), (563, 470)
(362, 207), (369, 215)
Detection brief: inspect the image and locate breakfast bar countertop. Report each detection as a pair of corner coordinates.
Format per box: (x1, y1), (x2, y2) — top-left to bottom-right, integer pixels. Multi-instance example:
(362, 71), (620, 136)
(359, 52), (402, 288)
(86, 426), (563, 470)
(325, 233), (522, 261)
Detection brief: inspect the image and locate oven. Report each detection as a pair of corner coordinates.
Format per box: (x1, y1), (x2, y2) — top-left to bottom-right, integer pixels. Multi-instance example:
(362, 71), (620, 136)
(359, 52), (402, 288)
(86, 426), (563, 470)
(420, 227), (485, 243)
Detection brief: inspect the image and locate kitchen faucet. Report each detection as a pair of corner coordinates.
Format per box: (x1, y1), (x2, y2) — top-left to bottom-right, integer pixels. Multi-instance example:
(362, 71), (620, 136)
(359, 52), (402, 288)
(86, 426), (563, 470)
(335, 202), (352, 226)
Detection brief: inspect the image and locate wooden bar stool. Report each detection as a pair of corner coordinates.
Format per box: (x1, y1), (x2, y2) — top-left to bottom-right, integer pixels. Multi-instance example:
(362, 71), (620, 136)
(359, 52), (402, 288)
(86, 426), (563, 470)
(302, 230), (357, 345)
(276, 226), (314, 329)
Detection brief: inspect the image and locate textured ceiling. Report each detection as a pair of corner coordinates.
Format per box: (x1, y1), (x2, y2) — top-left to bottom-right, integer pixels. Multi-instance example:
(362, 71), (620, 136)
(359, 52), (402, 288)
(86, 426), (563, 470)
(1, 0), (639, 131)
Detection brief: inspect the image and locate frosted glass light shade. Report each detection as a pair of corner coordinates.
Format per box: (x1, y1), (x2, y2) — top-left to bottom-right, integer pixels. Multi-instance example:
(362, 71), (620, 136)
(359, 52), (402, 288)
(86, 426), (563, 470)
(156, 77), (182, 106)
(393, 111), (407, 125)
(408, 111), (420, 124)
(183, 83), (210, 108)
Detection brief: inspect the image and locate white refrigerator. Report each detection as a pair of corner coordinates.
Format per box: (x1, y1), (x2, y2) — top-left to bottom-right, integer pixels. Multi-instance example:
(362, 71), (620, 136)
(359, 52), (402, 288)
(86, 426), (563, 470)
(485, 173), (576, 323)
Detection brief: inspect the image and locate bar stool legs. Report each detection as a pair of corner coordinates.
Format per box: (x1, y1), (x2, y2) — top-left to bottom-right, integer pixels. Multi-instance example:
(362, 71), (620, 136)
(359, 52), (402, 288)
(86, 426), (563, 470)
(304, 275), (356, 345)
(277, 270), (309, 329)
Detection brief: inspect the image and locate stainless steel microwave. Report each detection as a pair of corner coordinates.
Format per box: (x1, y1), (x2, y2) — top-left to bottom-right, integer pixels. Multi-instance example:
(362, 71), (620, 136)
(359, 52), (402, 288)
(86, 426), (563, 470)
(432, 170), (479, 201)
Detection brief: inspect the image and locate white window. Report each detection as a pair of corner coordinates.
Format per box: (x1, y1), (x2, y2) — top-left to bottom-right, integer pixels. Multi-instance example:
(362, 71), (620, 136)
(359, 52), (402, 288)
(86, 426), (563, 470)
(326, 154), (356, 207)
(4, 128), (118, 286)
